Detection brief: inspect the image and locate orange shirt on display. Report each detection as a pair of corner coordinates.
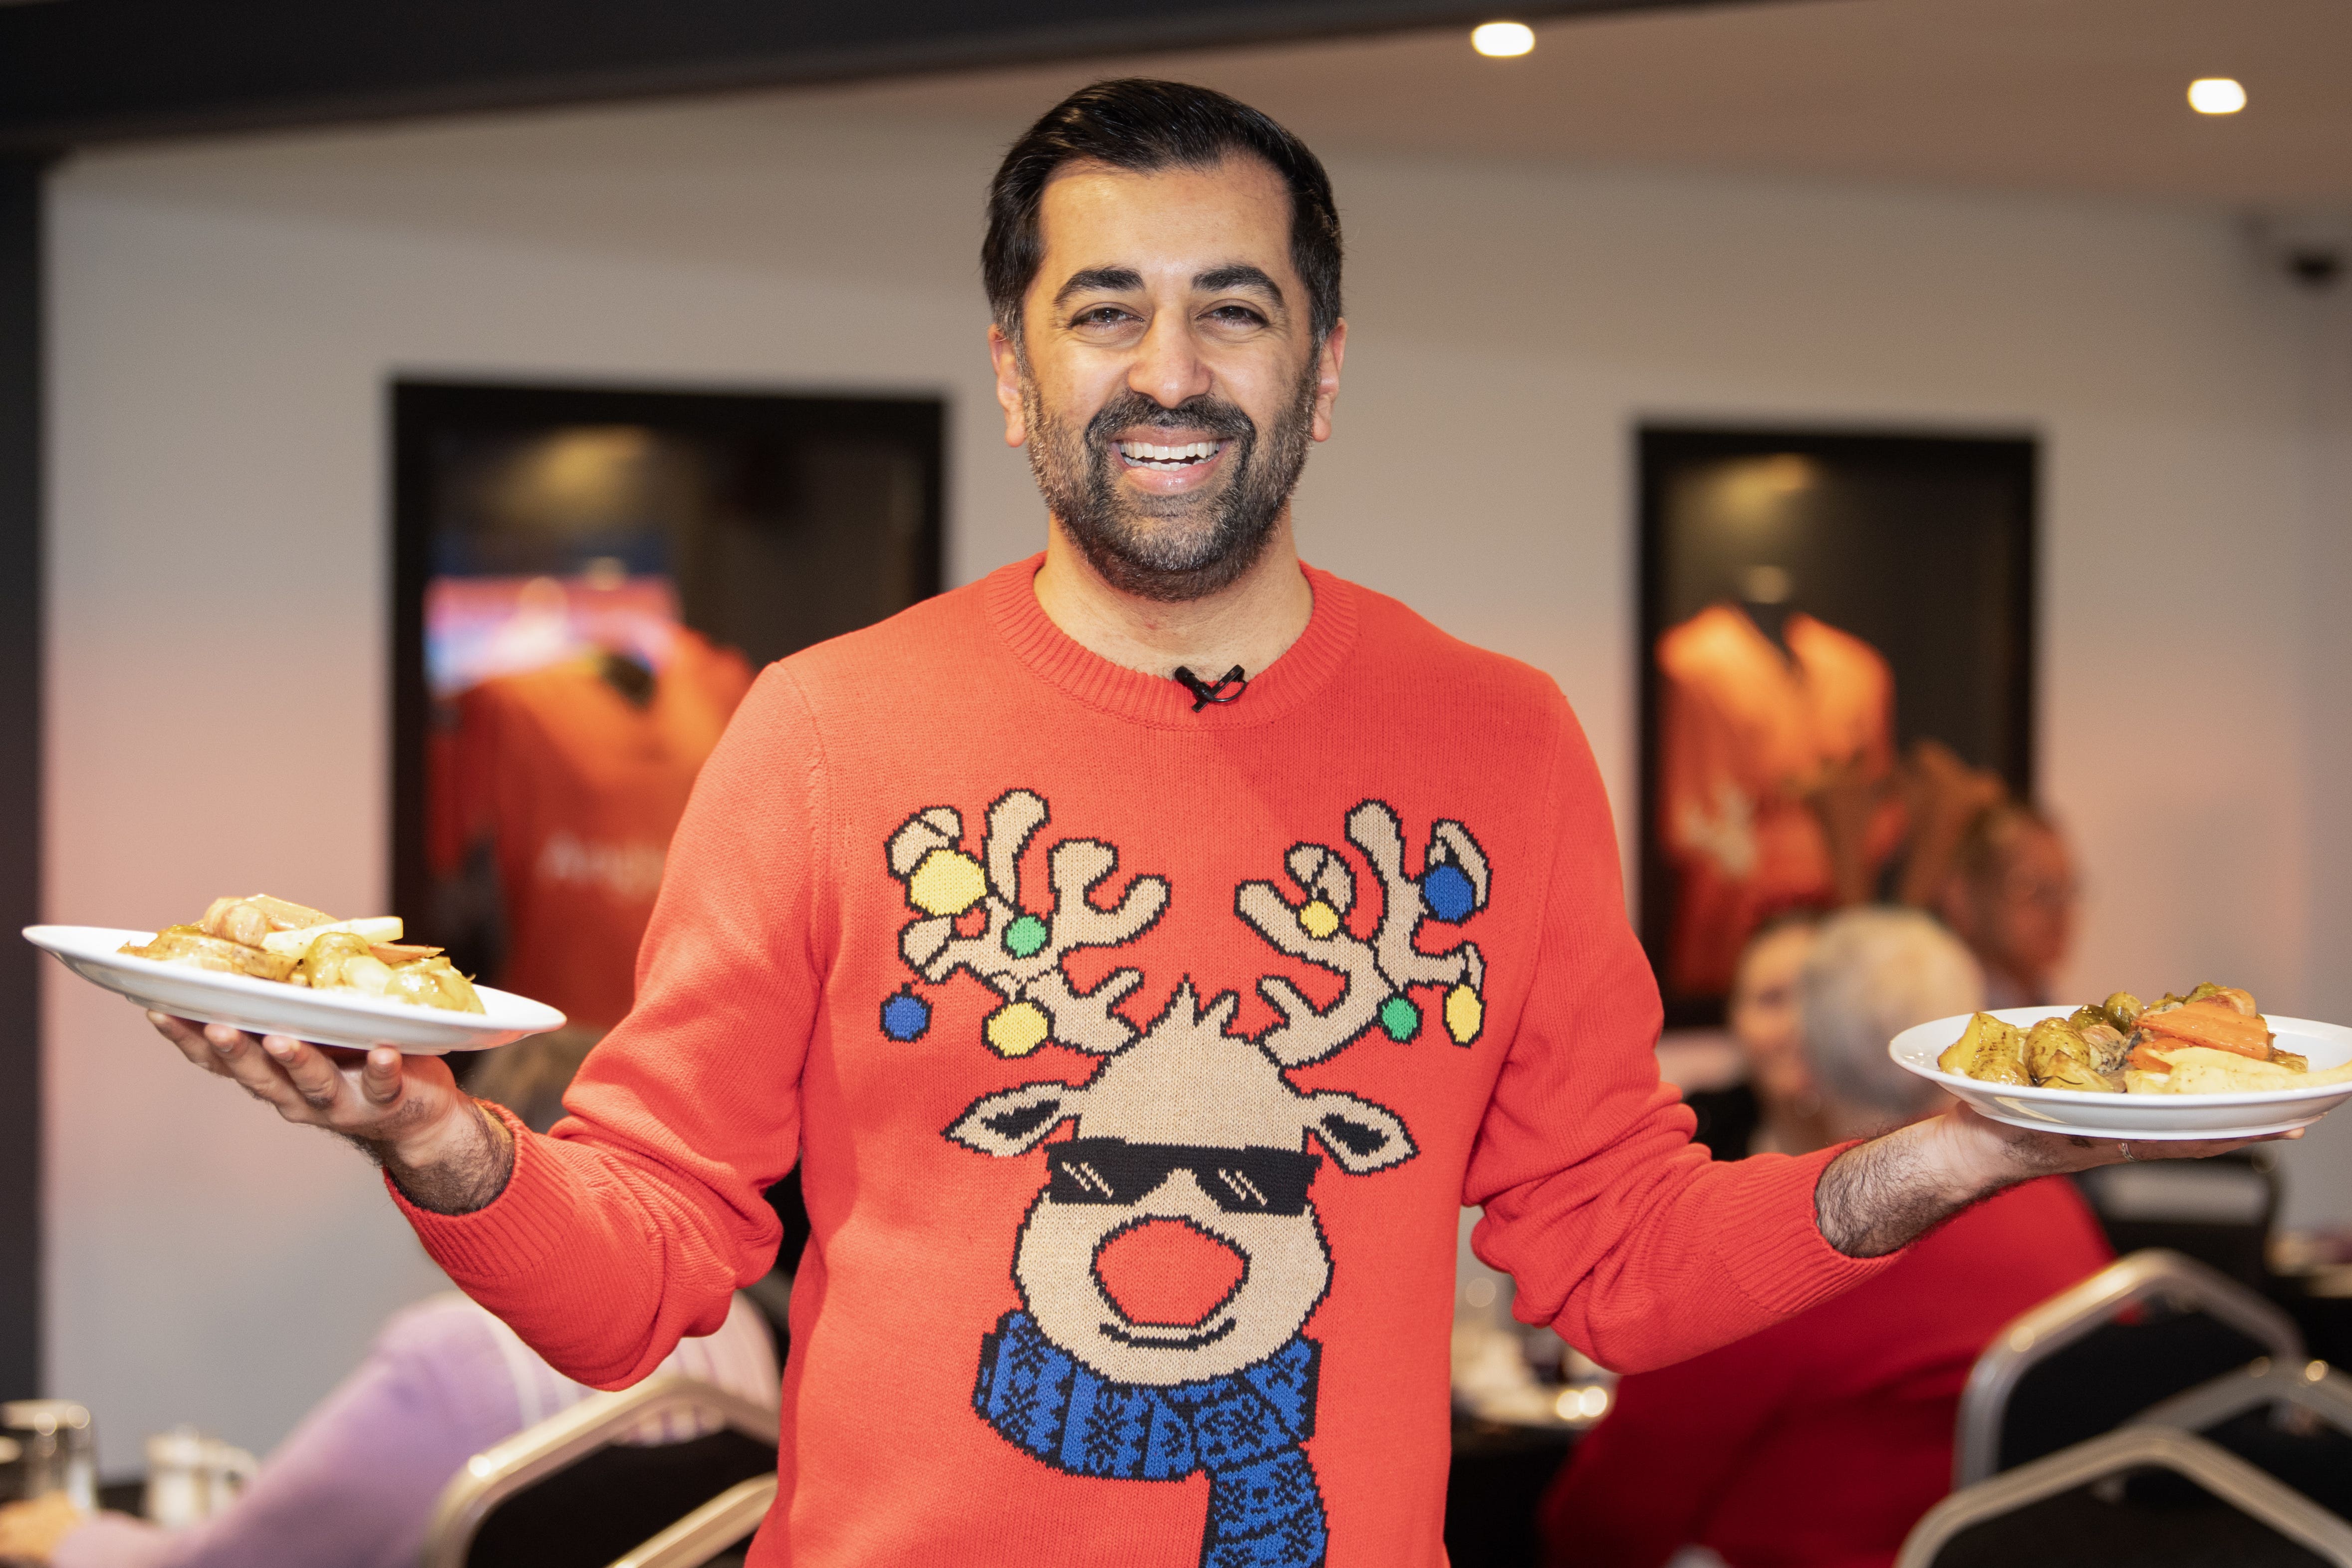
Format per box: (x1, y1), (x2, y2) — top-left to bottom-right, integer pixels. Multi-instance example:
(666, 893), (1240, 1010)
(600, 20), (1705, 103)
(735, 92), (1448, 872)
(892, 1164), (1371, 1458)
(1657, 605), (1901, 996)
(441, 628), (753, 1029)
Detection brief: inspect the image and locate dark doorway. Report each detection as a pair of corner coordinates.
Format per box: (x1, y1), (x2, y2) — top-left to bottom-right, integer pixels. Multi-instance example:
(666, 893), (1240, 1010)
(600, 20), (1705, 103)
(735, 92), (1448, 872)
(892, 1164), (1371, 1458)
(1637, 427), (2036, 1027)
(389, 380), (944, 1024)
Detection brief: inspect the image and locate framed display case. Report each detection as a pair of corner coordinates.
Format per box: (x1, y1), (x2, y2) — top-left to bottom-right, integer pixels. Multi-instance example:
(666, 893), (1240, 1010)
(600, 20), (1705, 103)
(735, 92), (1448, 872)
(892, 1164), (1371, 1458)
(1636, 426), (2036, 1028)
(389, 380), (944, 1023)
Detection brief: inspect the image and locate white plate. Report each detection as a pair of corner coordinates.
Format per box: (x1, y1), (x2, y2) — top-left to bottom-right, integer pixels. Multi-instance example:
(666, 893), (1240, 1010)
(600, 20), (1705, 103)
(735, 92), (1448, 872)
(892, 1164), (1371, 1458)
(1891, 1006), (2352, 1140)
(25, 925), (565, 1055)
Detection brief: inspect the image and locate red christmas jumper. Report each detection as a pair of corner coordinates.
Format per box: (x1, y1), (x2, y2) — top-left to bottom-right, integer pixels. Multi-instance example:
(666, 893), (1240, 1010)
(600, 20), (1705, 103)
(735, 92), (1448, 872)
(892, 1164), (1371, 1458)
(395, 558), (1898, 1568)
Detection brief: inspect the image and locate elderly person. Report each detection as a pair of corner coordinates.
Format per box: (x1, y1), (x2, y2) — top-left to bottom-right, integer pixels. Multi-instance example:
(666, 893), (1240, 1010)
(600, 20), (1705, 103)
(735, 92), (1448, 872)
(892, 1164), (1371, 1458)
(1541, 908), (2112, 1568)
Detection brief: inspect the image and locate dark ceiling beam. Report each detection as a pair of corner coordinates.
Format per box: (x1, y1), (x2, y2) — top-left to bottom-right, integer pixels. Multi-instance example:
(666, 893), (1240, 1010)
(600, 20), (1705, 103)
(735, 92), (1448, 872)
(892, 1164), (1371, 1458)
(0, 0), (1774, 153)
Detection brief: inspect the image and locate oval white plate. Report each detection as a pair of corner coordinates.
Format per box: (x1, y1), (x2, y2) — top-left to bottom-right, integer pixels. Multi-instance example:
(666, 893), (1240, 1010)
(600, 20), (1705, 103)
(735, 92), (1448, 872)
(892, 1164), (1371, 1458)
(1891, 1006), (2352, 1140)
(25, 925), (565, 1055)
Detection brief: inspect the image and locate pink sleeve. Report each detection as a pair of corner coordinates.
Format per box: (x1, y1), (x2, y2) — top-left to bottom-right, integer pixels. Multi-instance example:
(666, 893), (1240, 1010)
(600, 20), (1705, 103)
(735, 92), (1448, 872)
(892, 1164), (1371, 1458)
(394, 665), (827, 1388)
(51, 1300), (523, 1568)
(1464, 701), (1895, 1373)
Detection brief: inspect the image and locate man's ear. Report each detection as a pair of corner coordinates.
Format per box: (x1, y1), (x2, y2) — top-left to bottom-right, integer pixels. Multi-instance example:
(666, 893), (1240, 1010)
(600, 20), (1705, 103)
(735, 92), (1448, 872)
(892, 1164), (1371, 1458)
(989, 324), (1029, 449)
(1310, 317), (1347, 444)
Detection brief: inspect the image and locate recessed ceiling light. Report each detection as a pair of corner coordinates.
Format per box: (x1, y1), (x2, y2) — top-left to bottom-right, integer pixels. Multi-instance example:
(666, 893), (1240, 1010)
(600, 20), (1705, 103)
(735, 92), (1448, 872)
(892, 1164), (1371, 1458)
(1471, 21), (1535, 57)
(2187, 77), (2246, 115)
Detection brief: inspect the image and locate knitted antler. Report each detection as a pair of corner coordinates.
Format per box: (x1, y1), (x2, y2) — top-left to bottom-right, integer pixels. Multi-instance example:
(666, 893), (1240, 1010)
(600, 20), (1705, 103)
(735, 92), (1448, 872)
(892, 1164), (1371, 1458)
(1236, 801), (1490, 1065)
(885, 789), (1169, 1056)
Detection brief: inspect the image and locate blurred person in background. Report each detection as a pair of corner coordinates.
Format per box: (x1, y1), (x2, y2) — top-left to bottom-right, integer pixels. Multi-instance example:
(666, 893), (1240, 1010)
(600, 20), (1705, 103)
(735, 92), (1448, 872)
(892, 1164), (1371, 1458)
(1725, 914), (1822, 1156)
(1540, 908), (2111, 1568)
(0, 1033), (777, 1568)
(1936, 801), (2077, 1009)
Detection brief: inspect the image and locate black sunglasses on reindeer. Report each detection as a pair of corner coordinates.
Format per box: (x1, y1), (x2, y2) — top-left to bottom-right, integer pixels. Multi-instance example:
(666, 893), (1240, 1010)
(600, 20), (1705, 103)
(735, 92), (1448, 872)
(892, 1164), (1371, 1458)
(1045, 1139), (1322, 1216)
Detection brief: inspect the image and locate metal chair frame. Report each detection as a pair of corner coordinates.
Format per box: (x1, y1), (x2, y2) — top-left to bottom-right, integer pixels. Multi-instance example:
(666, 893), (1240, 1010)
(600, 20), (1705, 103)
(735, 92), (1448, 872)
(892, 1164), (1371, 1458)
(1954, 1248), (2304, 1487)
(606, 1474), (779, 1568)
(420, 1373), (779, 1568)
(2129, 1355), (2352, 1440)
(1898, 1425), (2352, 1568)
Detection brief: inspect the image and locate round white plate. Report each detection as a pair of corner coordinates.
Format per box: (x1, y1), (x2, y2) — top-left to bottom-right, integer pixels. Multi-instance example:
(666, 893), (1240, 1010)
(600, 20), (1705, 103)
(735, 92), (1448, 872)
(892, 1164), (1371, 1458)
(1891, 1006), (2352, 1140)
(25, 925), (565, 1055)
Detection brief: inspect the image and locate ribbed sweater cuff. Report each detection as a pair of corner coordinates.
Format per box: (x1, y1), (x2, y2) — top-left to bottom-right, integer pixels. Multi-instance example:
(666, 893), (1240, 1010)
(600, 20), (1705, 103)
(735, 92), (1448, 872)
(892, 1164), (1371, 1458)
(385, 1102), (578, 1282)
(1717, 1141), (1905, 1317)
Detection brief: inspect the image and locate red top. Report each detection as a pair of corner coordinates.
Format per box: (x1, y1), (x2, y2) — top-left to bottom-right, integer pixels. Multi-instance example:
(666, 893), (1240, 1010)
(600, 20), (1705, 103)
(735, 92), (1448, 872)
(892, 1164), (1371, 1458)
(395, 558), (1896, 1568)
(1541, 1176), (2113, 1568)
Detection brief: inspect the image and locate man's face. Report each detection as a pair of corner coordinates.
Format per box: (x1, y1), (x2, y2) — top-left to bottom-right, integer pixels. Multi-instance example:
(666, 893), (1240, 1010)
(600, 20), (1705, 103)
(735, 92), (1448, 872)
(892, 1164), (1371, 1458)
(991, 156), (1345, 602)
(1978, 824), (2076, 985)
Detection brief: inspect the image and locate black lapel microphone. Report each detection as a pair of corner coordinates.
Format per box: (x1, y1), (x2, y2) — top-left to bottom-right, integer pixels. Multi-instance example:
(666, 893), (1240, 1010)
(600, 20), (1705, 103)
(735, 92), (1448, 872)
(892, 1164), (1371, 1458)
(1172, 664), (1249, 712)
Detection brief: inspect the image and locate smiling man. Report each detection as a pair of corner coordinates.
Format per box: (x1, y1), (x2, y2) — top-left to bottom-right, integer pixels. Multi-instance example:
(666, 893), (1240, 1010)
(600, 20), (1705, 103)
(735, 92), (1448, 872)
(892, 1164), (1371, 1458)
(152, 80), (2263, 1568)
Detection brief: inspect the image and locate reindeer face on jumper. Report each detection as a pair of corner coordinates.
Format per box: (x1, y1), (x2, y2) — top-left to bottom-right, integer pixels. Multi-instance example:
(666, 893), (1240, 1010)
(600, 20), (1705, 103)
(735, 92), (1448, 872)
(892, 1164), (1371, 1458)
(948, 979), (1417, 1383)
(886, 791), (1490, 1394)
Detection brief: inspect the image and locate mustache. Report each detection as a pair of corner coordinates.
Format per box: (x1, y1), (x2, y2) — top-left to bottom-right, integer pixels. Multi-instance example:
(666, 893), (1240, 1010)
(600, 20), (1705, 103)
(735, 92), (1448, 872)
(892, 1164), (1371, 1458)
(1083, 390), (1257, 448)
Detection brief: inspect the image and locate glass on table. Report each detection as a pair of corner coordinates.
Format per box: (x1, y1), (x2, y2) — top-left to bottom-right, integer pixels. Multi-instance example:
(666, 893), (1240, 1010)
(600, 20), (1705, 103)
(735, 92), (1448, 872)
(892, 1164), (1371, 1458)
(0, 1401), (95, 1512)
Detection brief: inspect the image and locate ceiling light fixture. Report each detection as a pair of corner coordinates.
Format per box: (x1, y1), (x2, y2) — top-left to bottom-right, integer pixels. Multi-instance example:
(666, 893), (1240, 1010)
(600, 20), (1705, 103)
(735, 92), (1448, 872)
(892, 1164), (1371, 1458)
(1471, 21), (1535, 57)
(2187, 77), (2246, 115)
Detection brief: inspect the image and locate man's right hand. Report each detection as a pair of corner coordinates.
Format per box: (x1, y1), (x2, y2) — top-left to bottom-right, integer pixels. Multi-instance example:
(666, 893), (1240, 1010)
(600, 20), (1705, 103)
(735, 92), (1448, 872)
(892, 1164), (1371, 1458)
(148, 1013), (516, 1214)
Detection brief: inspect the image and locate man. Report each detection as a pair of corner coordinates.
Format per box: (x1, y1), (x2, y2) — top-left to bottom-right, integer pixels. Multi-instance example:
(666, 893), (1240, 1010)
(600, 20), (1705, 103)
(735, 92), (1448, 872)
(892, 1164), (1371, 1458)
(154, 81), (2263, 1568)
(1936, 800), (2077, 1008)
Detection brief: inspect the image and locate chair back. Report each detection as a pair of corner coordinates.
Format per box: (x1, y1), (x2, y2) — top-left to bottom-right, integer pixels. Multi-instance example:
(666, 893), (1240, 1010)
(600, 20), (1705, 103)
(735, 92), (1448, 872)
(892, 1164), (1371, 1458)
(1898, 1425), (2352, 1568)
(607, 1474), (779, 1568)
(2076, 1156), (2280, 1291)
(1955, 1249), (2303, 1486)
(421, 1373), (779, 1568)
(2131, 1357), (2352, 1520)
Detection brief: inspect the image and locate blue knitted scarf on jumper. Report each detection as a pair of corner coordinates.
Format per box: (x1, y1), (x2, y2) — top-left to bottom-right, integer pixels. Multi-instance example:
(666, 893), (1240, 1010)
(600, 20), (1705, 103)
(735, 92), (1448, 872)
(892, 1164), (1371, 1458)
(972, 1309), (1327, 1568)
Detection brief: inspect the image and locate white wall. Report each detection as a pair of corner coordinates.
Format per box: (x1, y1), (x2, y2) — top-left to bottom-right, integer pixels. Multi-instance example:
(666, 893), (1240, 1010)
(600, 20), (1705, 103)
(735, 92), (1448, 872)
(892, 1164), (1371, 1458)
(44, 92), (2350, 1467)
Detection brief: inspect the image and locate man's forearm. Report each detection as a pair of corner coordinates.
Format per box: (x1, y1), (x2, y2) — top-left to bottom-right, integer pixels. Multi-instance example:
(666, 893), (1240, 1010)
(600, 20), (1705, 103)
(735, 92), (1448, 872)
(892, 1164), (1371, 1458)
(1814, 1118), (1988, 1257)
(364, 1097), (516, 1216)
(1813, 1112), (2083, 1258)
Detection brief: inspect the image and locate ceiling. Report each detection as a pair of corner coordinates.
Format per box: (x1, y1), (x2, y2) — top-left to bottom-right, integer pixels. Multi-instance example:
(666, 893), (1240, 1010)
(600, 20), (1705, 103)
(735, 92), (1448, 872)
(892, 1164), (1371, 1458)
(809, 0), (2352, 210)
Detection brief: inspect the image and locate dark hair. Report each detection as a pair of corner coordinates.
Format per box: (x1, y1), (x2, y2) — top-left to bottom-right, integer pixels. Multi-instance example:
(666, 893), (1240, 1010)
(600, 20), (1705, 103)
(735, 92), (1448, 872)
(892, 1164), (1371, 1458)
(983, 79), (1343, 346)
(1953, 799), (2058, 886)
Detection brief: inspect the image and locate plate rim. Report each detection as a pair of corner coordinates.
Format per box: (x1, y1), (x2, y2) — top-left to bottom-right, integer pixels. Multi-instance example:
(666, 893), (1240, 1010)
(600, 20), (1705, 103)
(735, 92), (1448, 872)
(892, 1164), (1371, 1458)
(23, 923), (565, 1034)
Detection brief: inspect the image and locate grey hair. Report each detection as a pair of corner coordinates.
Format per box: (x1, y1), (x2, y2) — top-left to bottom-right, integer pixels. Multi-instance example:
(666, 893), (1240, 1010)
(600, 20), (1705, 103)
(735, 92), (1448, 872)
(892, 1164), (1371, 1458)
(1798, 907), (1985, 1119)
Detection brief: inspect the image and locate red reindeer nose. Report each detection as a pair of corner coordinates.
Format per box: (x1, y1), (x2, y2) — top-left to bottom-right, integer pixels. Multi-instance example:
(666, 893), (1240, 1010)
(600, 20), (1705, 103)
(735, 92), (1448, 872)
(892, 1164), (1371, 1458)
(1093, 1219), (1247, 1328)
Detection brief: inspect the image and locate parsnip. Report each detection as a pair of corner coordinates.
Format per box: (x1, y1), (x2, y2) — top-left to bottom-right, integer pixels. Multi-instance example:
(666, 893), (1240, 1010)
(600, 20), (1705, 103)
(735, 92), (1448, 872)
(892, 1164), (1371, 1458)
(261, 916), (403, 958)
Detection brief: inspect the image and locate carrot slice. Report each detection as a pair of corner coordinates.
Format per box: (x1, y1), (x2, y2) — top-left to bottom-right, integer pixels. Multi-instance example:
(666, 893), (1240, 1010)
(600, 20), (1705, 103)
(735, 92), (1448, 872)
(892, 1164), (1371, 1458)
(2135, 999), (2275, 1059)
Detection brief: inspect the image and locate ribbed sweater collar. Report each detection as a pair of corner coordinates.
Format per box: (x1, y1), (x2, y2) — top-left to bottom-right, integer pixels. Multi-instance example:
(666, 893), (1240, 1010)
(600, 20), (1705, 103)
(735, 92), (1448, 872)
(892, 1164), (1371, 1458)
(981, 552), (1359, 730)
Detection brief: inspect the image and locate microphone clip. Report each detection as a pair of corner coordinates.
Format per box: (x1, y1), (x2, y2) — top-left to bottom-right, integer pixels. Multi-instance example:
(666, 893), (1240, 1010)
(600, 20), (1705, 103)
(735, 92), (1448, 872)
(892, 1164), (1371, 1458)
(1172, 664), (1249, 712)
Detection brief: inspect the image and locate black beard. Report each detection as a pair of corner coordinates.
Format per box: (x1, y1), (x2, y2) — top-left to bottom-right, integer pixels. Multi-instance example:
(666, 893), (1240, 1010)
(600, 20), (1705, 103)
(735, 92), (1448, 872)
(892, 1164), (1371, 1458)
(1024, 357), (1318, 604)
